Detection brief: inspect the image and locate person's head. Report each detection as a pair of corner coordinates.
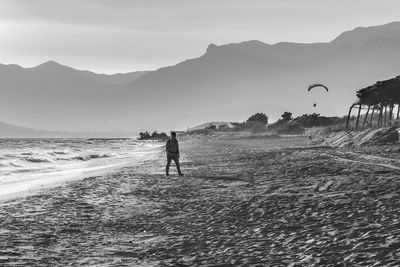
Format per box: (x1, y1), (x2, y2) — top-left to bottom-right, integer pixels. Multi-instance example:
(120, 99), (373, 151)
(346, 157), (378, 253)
(171, 132), (176, 139)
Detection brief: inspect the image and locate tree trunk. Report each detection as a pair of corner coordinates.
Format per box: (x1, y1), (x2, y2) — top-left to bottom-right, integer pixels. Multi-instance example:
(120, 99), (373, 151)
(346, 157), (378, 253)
(397, 104), (400, 120)
(384, 103), (387, 126)
(369, 107), (375, 127)
(378, 105), (383, 127)
(389, 103), (394, 124)
(362, 105), (370, 129)
(355, 104), (362, 130)
(346, 104), (354, 130)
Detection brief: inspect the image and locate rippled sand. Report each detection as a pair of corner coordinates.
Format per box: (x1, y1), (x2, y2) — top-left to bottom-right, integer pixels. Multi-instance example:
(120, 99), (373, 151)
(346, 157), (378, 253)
(1, 136), (400, 266)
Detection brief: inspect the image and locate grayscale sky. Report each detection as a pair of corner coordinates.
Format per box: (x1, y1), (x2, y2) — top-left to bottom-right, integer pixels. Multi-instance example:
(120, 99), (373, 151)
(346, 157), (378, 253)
(1, 0), (399, 73)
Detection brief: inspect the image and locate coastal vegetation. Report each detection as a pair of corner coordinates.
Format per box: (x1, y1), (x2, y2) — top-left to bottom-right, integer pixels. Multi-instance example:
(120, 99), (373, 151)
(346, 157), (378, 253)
(347, 75), (400, 130)
(187, 112), (342, 136)
(138, 131), (168, 140)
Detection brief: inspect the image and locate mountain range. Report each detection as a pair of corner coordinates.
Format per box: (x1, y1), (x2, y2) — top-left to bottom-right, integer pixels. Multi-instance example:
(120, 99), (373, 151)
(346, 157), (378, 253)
(1, 21), (400, 135)
(0, 121), (134, 138)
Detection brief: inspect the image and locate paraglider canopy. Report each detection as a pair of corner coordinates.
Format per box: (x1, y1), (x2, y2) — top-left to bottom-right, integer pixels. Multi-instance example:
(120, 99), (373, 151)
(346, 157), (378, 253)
(308, 83), (328, 92)
(307, 83), (329, 108)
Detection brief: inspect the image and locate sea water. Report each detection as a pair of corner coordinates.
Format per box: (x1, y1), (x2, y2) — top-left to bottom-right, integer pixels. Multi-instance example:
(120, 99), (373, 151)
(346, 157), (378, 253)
(0, 138), (163, 198)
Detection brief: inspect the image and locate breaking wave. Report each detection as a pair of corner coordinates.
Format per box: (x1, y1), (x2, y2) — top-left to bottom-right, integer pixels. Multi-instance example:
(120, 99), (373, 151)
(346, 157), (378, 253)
(0, 138), (159, 186)
(24, 156), (54, 163)
(72, 153), (114, 161)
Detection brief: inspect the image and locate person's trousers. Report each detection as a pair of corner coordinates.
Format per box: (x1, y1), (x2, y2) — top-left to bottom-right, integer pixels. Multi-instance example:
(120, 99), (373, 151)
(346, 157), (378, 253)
(166, 154), (181, 175)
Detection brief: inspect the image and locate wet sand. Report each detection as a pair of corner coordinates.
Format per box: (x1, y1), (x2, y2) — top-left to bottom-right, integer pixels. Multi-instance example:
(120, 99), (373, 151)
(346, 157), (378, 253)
(1, 136), (400, 266)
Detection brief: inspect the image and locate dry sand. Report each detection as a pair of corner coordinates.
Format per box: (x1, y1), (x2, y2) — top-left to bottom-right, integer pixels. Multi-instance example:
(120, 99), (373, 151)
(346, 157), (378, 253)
(1, 136), (400, 266)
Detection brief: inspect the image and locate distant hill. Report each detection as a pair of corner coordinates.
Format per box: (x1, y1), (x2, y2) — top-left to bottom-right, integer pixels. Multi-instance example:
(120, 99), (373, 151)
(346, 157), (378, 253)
(2, 22), (400, 134)
(0, 61), (147, 132)
(0, 121), (134, 138)
(118, 21), (400, 130)
(188, 121), (233, 132)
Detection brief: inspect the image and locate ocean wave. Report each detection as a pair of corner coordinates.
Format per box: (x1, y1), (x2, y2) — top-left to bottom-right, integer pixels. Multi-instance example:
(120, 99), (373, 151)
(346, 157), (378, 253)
(24, 156), (54, 163)
(52, 150), (70, 155)
(72, 153), (114, 161)
(47, 150), (70, 156)
(0, 139), (158, 189)
(0, 160), (24, 168)
(9, 162), (24, 167)
(21, 152), (34, 156)
(13, 168), (40, 173)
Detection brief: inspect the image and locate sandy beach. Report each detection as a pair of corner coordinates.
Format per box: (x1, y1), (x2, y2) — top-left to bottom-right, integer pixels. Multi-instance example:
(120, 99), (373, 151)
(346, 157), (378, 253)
(1, 135), (400, 266)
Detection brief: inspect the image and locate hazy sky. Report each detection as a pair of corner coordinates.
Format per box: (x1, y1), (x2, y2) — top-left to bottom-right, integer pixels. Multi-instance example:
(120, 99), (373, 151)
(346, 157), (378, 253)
(1, 0), (399, 73)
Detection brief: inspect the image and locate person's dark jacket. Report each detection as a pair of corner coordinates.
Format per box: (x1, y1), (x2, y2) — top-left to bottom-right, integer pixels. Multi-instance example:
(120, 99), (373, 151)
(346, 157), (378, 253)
(166, 139), (179, 156)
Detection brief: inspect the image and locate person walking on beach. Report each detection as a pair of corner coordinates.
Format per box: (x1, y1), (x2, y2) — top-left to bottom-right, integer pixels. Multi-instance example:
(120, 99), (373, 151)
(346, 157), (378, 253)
(166, 132), (183, 176)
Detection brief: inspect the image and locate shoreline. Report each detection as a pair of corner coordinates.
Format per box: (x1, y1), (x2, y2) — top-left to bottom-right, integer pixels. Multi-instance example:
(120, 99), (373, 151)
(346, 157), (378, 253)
(0, 146), (162, 203)
(0, 162), (126, 203)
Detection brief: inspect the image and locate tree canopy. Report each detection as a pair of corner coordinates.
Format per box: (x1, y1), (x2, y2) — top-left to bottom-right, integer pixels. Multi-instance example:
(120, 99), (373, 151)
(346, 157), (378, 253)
(138, 131), (168, 140)
(356, 75), (400, 106)
(246, 113), (268, 125)
(281, 112), (293, 121)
